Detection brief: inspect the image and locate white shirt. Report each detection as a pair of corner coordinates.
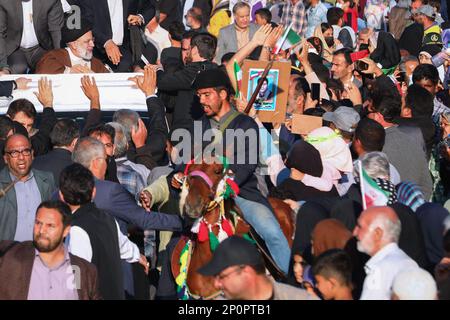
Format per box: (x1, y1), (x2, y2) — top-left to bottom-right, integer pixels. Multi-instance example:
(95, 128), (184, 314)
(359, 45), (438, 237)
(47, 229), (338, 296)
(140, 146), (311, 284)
(107, 0), (124, 46)
(20, 0), (40, 49)
(60, 0), (73, 13)
(63, 48), (92, 73)
(68, 219), (140, 263)
(144, 25), (171, 59)
(182, 0), (195, 29)
(360, 243), (418, 300)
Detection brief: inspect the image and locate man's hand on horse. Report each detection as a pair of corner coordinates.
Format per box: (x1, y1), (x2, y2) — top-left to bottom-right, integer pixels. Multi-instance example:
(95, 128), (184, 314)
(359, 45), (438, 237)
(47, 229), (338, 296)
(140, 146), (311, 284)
(171, 172), (185, 189)
(139, 190), (152, 211)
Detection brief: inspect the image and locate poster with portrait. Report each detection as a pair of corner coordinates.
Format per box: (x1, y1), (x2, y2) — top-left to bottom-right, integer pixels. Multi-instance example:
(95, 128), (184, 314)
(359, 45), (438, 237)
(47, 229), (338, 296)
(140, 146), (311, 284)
(247, 69), (279, 112)
(241, 59), (291, 123)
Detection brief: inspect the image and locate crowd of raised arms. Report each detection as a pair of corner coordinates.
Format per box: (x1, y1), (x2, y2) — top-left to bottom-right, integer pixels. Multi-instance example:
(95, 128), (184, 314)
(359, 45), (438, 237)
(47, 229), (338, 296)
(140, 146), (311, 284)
(0, 0), (449, 301)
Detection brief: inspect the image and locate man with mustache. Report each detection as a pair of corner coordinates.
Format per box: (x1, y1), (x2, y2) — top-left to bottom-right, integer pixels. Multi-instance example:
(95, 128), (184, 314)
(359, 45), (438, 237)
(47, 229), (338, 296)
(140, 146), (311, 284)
(0, 134), (56, 242)
(0, 200), (100, 300)
(36, 19), (108, 74)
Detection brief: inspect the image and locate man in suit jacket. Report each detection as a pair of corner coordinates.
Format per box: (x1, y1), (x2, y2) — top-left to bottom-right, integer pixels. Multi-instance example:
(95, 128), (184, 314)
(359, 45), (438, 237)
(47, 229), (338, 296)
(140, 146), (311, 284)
(0, 134), (56, 241)
(33, 119), (80, 186)
(79, 0), (155, 72)
(0, 201), (101, 300)
(36, 18), (109, 74)
(72, 136), (183, 235)
(216, 1), (259, 64)
(0, 0), (64, 74)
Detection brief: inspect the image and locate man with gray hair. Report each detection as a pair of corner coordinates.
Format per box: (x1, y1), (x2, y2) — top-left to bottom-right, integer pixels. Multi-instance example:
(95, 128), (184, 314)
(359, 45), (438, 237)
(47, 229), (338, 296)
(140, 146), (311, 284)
(71, 137), (181, 234)
(216, 1), (258, 63)
(72, 136), (182, 298)
(353, 206), (418, 300)
(108, 122), (150, 201)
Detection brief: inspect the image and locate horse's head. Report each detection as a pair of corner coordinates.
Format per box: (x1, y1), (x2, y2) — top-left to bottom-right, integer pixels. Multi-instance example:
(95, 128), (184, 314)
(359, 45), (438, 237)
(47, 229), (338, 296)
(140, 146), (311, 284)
(180, 160), (226, 220)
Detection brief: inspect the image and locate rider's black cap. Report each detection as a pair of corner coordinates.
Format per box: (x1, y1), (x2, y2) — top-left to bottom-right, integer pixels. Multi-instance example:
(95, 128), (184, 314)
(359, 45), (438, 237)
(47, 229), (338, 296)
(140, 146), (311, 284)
(197, 236), (264, 276)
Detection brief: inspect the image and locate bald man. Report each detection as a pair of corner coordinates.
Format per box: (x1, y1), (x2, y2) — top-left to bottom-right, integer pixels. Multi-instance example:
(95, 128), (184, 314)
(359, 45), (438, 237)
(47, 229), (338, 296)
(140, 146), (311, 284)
(0, 134), (55, 241)
(353, 206), (418, 300)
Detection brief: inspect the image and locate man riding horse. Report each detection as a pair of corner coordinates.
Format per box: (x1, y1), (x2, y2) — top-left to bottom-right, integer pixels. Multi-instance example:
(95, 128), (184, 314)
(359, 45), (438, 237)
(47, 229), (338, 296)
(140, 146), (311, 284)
(184, 68), (291, 274)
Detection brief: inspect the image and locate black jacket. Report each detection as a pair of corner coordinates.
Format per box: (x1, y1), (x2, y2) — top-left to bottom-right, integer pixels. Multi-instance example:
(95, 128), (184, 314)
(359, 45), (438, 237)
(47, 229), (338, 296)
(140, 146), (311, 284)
(157, 60), (218, 130)
(31, 107), (58, 157)
(33, 148), (73, 186)
(0, 81), (13, 97)
(79, 0), (154, 49)
(72, 202), (124, 300)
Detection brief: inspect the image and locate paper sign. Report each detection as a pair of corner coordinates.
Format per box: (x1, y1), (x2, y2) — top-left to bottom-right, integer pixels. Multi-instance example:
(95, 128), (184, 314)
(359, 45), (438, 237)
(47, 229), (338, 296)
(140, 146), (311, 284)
(291, 114), (323, 135)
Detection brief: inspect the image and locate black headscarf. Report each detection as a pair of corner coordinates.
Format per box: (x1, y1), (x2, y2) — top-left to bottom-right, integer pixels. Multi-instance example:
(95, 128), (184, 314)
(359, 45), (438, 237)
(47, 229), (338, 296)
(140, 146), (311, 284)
(390, 203), (429, 269)
(416, 203), (449, 268)
(272, 140), (339, 201)
(370, 31), (401, 69)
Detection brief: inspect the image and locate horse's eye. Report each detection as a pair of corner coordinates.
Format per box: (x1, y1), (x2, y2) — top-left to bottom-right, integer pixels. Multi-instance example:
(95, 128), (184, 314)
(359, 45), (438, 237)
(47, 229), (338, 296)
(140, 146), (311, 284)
(215, 169), (221, 175)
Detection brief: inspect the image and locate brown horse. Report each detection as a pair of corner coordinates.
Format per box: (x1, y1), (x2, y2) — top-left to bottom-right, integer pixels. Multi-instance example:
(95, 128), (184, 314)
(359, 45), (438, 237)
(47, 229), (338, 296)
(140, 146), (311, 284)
(171, 159), (295, 299)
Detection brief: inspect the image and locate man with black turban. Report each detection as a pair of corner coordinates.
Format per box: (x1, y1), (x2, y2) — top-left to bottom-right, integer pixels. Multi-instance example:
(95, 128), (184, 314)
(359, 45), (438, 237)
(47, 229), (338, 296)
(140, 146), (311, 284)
(36, 19), (108, 74)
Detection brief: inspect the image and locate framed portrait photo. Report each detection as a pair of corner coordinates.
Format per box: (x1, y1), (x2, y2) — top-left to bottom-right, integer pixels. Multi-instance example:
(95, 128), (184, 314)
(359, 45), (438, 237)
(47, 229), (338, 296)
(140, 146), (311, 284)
(241, 60), (291, 123)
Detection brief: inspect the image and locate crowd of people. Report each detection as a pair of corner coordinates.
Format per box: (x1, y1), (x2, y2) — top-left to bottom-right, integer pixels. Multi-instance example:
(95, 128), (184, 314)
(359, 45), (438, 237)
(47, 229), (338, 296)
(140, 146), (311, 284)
(0, 0), (450, 300)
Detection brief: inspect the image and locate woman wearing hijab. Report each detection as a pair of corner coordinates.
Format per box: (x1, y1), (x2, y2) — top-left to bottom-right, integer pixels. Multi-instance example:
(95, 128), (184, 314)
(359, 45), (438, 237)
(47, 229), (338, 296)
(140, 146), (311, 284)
(416, 203), (450, 271)
(314, 23), (343, 64)
(304, 127), (354, 196)
(271, 140), (340, 201)
(311, 219), (353, 257)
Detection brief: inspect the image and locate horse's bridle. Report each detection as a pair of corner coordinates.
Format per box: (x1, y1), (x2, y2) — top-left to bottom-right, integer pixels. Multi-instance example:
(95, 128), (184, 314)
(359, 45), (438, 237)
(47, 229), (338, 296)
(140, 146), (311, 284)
(187, 170), (222, 212)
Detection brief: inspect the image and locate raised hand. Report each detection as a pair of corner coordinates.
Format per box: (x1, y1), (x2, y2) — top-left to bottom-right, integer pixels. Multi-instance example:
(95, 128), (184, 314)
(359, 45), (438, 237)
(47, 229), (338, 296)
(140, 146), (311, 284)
(15, 77), (32, 90)
(251, 24), (273, 46)
(128, 66), (157, 97)
(131, 118), (148, 149)
(33, 77), (53, 108)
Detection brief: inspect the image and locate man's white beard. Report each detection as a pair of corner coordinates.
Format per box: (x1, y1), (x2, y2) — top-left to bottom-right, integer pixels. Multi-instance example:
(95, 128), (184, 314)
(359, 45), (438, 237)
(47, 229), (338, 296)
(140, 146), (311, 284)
(77, 46), (93, 61)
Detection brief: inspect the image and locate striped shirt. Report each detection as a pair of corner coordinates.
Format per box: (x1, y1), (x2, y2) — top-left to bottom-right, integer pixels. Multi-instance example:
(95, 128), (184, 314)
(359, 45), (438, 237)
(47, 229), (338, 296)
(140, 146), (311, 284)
(281, 0), (307, 37)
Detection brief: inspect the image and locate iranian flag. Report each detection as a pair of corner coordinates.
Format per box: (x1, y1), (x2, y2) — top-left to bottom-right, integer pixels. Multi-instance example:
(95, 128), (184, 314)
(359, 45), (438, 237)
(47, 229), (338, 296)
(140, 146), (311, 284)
(273, 23), (302, 54)
(359, 161), (390, 210)
(234, 60), (242, 98)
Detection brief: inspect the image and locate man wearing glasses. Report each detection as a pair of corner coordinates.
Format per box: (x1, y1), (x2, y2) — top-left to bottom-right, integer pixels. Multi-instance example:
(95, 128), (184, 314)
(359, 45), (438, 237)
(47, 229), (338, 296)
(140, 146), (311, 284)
(198, 236), (318, 300)
(0, 134), (56, 242)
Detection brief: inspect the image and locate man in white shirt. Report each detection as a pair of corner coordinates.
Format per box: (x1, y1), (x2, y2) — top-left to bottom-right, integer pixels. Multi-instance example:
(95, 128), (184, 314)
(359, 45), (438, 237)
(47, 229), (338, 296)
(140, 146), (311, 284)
(0, 0), (64, 74)
(353, 206), (418, 300)
(79, 0), (155, 72)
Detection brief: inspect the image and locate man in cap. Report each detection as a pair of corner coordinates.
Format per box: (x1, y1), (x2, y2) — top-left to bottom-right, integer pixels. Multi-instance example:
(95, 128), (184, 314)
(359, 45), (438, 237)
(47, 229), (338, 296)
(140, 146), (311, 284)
(36, 19), (108, 74)
(412, 4), (443, 47)
(186, 68), (291, 275)
(198, 236), (317, 300)
(323, 106), (361, 144)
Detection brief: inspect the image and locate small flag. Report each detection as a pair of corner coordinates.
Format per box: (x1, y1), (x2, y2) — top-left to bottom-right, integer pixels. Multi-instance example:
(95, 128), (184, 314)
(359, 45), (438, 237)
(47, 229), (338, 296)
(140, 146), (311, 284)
(359, 161), (390, 210)
(273, 23), (302, 54)
(233, 60), (242, 98)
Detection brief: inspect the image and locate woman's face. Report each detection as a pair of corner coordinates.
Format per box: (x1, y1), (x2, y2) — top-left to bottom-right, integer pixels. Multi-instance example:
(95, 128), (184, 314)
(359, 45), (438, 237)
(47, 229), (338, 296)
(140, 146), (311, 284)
(293, 254), (305, 283)
(323, 28), (333, 38)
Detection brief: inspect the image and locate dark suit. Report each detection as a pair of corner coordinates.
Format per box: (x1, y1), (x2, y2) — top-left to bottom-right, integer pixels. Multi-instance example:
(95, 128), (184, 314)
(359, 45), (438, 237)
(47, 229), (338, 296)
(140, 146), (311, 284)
(79, 0), (155, 72)
(93, 179), (182, 235)
(0, 81), (13, 97)
(0, 168), (56, 241)
(0, 241), (101, 300)
(33, 148), (73, 186)
(0, 0), (64, 73)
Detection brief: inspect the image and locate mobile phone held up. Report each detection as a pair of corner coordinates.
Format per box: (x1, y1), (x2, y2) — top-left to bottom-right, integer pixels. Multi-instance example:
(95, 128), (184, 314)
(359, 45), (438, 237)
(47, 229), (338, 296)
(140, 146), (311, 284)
(355, 60), (369, 72)
(311, 83), (321, 103)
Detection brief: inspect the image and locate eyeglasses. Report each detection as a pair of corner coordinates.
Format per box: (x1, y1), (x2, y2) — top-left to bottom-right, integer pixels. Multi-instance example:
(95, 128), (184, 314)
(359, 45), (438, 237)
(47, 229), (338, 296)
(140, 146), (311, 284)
(216, 265), (245, 281)
(5, 148), (32, 158)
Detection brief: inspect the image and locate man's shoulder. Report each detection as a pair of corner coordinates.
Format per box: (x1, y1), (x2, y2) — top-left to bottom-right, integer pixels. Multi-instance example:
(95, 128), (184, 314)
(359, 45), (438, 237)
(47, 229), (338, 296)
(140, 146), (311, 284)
(32, 168), (55, 183)
(69, 252), (97, 272)
(0, 241), (34, 259)
(219, 24), (235, 35)
(272, 281), (318, 300)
